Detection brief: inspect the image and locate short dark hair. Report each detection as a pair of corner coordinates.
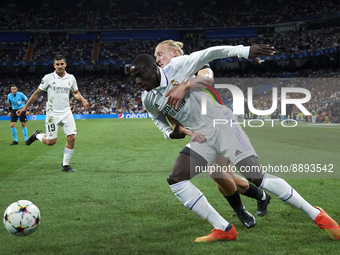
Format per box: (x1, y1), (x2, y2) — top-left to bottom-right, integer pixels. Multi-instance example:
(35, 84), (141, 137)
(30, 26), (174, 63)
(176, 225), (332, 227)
(131, 54), (157, 68)
(54, 54), (66, 62)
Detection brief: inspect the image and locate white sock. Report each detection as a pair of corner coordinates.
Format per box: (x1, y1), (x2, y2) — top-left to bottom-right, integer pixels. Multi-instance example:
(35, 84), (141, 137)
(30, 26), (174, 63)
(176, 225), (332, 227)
(260, 173), (320, 220)
(63, 147), (74, 166)
(170, 180), (230, 230)
(36, 133), (44, 142)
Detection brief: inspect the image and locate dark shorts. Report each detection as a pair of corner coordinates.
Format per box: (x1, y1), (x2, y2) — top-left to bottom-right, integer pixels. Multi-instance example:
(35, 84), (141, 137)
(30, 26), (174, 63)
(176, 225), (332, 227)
(180, 145), (208, 166)
(11, 109), (27, 123)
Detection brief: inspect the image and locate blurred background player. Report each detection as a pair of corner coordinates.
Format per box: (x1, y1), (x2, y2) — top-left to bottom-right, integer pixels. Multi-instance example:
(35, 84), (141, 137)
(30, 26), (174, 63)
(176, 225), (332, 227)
(285, 96), (294, 123)
(17, 54), (89, 172)
(7, 85), (28, 145)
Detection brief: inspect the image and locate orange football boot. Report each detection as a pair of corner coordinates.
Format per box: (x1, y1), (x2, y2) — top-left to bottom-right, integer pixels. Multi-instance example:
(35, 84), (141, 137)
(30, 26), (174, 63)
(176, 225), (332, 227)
(313, 206), (340, 240)
(194, 225), (237, 243)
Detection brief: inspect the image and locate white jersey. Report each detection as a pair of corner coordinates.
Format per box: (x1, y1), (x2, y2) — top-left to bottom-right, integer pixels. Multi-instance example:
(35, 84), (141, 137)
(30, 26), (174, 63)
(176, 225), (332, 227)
(142, 45), (250, 139)
(38, 71), (78, 118)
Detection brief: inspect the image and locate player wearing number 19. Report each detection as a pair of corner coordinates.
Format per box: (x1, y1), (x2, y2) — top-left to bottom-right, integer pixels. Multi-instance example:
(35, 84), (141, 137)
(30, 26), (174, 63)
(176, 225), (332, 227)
(16, 54), (89, 172)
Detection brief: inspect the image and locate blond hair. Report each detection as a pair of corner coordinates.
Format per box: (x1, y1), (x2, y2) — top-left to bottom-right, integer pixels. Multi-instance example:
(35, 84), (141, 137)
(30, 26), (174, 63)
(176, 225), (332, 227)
(158, 40), (184, 56)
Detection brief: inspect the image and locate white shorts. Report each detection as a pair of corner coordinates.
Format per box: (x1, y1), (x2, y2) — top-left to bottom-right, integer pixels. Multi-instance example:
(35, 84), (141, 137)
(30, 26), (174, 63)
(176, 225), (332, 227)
(45, 113), (77, 140)
(189, 109), (257, 166)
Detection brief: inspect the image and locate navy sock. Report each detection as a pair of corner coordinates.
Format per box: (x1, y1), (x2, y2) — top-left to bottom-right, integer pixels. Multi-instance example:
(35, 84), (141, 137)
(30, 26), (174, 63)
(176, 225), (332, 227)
(243, 183), (264, 201)
(225, 190), (243, 212)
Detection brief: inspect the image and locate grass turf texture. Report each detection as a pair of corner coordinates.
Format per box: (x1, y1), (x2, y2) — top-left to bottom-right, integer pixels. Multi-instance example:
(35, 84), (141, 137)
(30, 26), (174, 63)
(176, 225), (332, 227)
(0, 119), (339, 255)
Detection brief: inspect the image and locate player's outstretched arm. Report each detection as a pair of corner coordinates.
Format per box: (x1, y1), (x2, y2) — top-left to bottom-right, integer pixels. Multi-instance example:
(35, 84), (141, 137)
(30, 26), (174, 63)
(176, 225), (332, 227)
(72, 90), (89, 109)
(249, 44), (275, 64)
(16, 89), (43, 116)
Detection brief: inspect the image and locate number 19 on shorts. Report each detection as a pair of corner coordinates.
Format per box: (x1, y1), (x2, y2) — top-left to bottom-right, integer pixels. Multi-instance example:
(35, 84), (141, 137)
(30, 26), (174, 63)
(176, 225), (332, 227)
(47, 124), (56, 132)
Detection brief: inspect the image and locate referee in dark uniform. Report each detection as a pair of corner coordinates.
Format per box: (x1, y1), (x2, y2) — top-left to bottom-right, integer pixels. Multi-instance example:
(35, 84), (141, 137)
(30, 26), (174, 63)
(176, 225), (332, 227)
(7, 86), (29, 145)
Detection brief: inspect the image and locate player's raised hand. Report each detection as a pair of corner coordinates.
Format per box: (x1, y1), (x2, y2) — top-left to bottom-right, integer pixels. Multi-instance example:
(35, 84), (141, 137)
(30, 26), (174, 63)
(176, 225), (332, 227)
(249, 44), (275, 64)
(169, 123), (186, 139)
(165, 81), (188, 109)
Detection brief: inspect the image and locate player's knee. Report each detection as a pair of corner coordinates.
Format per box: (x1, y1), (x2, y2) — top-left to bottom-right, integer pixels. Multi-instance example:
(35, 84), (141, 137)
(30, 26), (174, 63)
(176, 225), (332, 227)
(236, 155), (264, 187)
(10, 123), (16, 128)
(247, 177), (263, 187)
(167, 171), (189, 185)
(167, 174), (180, 185)
(67, 134), (75, 143)
(46, 139), (57, 146)
(216, 183), (227, 196)
(68, 134), (75, 139)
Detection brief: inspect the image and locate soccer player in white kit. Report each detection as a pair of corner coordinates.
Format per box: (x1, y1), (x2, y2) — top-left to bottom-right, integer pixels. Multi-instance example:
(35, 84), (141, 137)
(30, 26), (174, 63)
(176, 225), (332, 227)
(17, 54), (89, 172)
(154, 40), (271, 228)
(130, 45), (340, 242)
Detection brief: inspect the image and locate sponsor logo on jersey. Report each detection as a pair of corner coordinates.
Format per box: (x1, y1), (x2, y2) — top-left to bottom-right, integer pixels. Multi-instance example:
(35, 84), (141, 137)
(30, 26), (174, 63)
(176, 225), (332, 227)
(170, 79), (179, 87)
(52, 82), (56, 84)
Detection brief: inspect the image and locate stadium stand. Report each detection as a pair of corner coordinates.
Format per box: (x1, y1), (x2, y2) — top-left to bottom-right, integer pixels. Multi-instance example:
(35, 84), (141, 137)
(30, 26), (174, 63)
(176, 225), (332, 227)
(0, 0), (339, 115)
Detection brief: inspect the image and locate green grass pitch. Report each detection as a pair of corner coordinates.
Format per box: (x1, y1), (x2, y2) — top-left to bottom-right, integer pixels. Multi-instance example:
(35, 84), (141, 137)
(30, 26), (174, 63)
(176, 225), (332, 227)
(0, 119), (339, 255)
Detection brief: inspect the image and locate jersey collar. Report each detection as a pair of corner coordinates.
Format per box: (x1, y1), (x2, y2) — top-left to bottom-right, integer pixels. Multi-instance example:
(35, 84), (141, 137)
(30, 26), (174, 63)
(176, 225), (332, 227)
(53, 71), (69, 79)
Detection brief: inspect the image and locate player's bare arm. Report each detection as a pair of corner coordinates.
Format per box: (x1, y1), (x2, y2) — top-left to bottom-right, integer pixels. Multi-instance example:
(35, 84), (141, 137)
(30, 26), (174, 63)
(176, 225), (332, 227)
(169, 122), (186, 139)
(72, 90), (89, 109)
(16, 89), (44, 116)
(166, 68), (214, 109)
(249, 44), (275, 63)
(166, 114), (190, 135)
(166, 113), (206, 143)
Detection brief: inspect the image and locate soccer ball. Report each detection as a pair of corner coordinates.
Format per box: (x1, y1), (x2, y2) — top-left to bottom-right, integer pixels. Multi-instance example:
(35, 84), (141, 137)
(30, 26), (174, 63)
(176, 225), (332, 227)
(3, 200), (41, 237)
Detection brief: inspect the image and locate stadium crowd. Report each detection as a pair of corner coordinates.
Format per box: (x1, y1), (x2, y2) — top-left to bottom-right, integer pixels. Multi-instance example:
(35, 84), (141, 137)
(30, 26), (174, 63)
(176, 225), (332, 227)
(199, 27), (340, 55)
(241, 78), (340, 122)
(1, 0), (340, 30)
(234, 0), (340, 26)
(1, 24), (339, 62)
(1, 29), (338, 63)
(0, 74), (143, 116)
(26, 6), (92, 30)
(0, 42), (27, 62)
(1, 72), (339, 122)
(1, 0), (339, 120)
(32, 34), (94, 62)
